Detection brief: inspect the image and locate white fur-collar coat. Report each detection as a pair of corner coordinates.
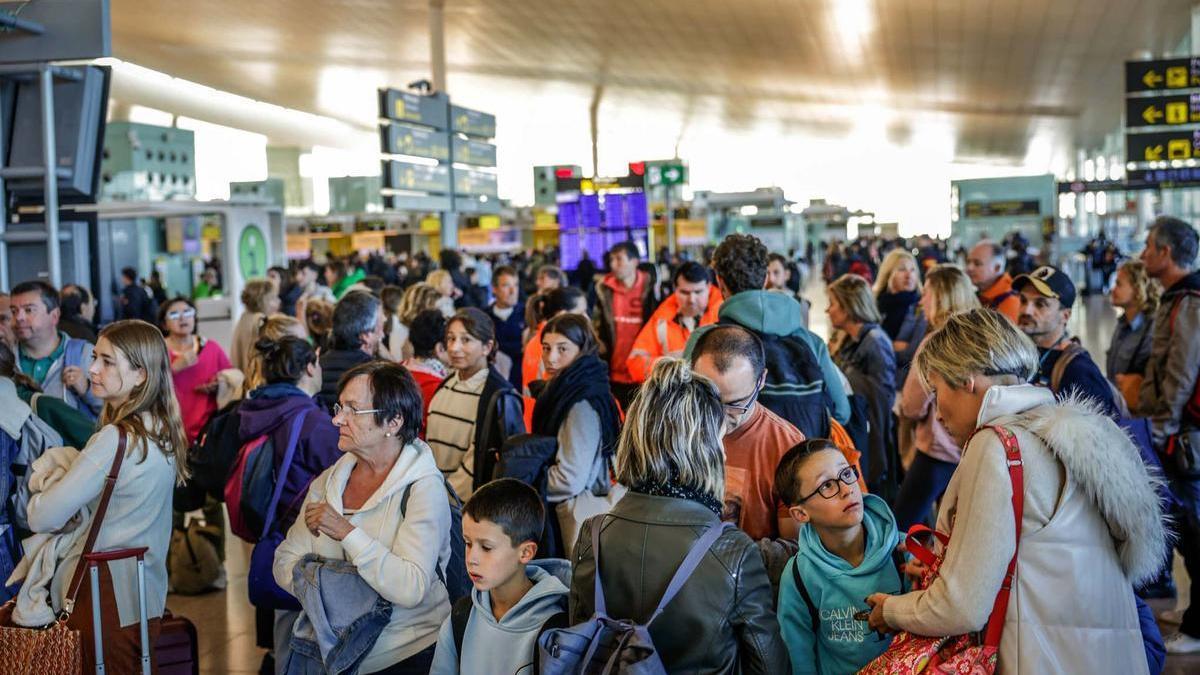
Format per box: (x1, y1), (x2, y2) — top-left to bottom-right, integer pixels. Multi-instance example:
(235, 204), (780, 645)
(884, 384), (1163, 674)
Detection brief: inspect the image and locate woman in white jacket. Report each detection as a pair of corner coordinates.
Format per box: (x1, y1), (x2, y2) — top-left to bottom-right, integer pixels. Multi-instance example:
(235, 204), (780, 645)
(274, 360), (452, 674)
(865, 308), (1167, 674)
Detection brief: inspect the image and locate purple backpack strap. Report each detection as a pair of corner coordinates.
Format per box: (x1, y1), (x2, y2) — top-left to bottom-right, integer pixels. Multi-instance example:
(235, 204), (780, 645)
(259, 409), (310, 539)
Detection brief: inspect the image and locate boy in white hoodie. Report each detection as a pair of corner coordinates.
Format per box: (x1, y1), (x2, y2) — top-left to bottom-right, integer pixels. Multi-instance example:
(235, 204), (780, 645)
(430, 478), (569, 674)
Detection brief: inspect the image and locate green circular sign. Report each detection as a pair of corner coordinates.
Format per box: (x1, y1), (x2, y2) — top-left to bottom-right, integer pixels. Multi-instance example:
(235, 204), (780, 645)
(238, 225), (268, 281)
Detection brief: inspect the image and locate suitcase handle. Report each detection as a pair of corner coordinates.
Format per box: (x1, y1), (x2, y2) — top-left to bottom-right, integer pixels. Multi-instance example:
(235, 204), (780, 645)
(83, 546), (149, 564)
(84, 547), (152, 675)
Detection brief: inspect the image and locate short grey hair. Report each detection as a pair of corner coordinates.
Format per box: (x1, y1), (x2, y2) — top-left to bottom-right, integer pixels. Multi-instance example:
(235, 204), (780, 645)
(332, 290), (381, 351)
(1150, 216), (1199, 270)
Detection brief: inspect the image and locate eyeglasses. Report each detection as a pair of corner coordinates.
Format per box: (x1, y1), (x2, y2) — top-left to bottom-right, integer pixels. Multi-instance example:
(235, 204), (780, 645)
(166, 308), (196, 320)
(798, 465), (860, 503)
(723, 377), (764, 416)
(332, 403), (382, 418)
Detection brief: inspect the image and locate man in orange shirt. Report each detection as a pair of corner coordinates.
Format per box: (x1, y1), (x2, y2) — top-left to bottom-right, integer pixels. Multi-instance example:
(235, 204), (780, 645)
(626, 261), (722, 383)
(691, 324), (803, 541)
(966, 241), (1020, 323)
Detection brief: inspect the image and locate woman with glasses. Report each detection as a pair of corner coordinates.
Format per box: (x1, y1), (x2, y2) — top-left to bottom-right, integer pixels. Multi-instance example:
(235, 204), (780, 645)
(274, 360), (452, 674)
(893, 265), (979, 531)
(569, 357), (788, 673)
(863, 309), (1166, 674)
(158, 296), (231, 444)
(534, 313), (623, 557)
(828, 274), (898, 497)
(775, 438), (906, 674)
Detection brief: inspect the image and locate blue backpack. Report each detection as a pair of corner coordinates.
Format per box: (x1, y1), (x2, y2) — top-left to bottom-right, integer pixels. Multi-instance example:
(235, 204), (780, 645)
(400, 475), (472, 603)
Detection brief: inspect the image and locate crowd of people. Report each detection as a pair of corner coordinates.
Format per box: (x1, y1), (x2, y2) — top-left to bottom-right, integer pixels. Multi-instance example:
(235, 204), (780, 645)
(0, 216), (1195, 674)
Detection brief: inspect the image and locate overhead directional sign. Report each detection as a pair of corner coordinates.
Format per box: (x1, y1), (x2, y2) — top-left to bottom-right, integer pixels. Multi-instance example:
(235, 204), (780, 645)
(379, 122), (450, 160)
(647, 163), (686, 187)
(378, 89), (449, 129)
(963, 200), (1041, 218)
(452, 137), (497, 167)
(1125, 93), (1200, 127)
(381, 160), (451, 194)
(451, 105), (497, 138)
(1126, 58), (1200, 93)
(1126, 130), (1200, 162)
(454, 168), (499, 197)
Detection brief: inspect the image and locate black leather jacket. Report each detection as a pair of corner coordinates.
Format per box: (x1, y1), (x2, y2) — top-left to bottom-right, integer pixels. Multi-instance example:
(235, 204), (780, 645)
(569, 491), (791, 674)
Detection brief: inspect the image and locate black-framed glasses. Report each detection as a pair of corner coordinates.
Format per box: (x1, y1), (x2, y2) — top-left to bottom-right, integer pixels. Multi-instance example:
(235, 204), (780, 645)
(723, 377), (764, 416)
(332, 403), (383, 418)
(798, 465), (860, 502)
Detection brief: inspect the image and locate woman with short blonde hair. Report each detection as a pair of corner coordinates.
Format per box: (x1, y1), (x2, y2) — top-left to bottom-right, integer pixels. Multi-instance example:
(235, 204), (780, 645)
(893, 264), (981, 530)
(569, 358), (789, 672)
(23, 320), (187, 670)
(426, 270), (457, 318)
(384, 282), (442, 361)
(828, 274), (896, 494)
(1107, 260), (1161, 410)
(874, 251), (922, 350)
(866, 307), (1165, 673)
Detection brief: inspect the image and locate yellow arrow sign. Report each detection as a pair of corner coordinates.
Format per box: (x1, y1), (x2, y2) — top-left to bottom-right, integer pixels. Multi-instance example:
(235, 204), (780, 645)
(1143, 106), (1165, 124)
(1144, 70), (1165, 88)
(1145, 144), (1165, 161)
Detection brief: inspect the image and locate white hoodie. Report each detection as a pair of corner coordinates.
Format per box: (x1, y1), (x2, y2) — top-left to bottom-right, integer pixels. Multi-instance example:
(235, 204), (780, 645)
(274, 440), (452, 672)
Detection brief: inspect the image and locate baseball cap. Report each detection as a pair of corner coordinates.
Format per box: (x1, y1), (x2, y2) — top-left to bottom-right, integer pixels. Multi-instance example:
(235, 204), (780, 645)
(1013, 266), (1076, 308)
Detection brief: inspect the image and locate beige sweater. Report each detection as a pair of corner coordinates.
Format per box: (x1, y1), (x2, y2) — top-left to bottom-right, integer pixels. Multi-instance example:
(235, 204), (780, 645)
(883, 384), (1160, 674)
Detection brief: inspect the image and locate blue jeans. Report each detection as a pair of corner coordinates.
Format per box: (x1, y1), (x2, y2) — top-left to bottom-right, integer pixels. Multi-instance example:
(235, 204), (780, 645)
(892, 452), (957, 533)
(1169, 477), (1200, 638)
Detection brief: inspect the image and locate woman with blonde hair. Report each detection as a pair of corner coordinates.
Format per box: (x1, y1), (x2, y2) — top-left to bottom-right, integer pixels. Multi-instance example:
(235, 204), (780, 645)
(426, 269), (459, 318)
(828, 273), (897, 496)
(1108, 259), (1160, 410)
(567, 358), (788, 673)
(865, 308), (1165, 674)
(893, 264), (980, 529)
(383, 282), (441, 361)
(305, 298), (335, 355)
(22, 320), (188, 671)
(230, 278), (280, 373)
(874, 249), (922, 349)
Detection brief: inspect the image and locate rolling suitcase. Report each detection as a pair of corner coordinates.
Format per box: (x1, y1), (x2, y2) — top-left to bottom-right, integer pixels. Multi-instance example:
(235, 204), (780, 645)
(155, 611), (199, 675)
(82, 548), (153, 674)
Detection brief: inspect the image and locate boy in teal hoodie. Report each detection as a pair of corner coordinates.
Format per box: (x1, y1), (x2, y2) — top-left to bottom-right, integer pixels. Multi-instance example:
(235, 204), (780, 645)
(430, 478), (568, 675)
(775, 439), (907, 675)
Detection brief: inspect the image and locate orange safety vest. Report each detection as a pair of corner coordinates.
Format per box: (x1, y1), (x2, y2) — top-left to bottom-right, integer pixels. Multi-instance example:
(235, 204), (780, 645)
(625, 287), (723, 383)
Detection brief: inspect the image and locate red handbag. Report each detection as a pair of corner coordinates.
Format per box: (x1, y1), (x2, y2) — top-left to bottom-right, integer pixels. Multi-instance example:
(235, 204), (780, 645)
(859, 425), (1024, 675)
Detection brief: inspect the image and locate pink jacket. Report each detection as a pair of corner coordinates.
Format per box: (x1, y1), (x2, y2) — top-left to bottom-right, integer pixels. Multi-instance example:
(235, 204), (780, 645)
(898, 339), (961, 465)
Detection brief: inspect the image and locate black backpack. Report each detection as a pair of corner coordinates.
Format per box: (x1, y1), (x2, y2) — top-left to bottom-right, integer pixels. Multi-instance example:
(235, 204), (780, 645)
(727, 322), (833, 440)
(174, 400), (243, 512)
(494, 433), (567, 559)
(399, 474), (473, 603)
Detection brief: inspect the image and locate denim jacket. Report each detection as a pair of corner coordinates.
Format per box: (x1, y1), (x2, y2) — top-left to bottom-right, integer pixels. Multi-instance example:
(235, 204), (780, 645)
(285, 554), (394, 675)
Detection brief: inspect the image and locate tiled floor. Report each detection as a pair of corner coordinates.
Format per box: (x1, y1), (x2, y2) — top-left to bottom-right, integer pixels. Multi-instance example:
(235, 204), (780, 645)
(171, 277), (1200, 673)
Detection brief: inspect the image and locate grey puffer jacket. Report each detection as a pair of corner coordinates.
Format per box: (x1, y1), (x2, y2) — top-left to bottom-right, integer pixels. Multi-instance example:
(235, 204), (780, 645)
(569, 491), (791, 674)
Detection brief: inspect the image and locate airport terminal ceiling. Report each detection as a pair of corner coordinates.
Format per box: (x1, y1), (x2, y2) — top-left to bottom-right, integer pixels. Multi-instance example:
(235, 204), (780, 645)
(111, 0), (1195, 158)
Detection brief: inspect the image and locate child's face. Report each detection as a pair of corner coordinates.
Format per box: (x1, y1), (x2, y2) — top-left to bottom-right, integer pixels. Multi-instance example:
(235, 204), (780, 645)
(463, 514), (536, 592)
(787, 449), (864, 530)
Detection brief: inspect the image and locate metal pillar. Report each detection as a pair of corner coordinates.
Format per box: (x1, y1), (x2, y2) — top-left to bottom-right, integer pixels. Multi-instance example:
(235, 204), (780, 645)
(589, 85), (603, 178)
(40, 65), (61, 288)
(429, 0), (446, 93)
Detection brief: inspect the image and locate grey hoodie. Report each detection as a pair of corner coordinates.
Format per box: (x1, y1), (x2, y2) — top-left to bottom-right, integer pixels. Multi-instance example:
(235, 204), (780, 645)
(429, 560), (569, 675)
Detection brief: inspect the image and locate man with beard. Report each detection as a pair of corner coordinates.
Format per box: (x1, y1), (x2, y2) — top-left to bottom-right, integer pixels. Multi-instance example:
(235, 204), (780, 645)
(1014, 266), (1120, 418)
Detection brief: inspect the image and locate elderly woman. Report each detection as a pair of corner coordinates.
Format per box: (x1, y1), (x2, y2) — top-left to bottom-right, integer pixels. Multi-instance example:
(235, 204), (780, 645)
(828, 273), (897, 495)
(892, 265), (979, 530)
(568, 358), (788, 673)
(865, 308), (1166, 674)
(274, 361), (452, 674)
(1107, 260), (1159, 411)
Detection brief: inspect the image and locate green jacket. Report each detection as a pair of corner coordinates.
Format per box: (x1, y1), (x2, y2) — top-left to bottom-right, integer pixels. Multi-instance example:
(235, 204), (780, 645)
(16, 384), (98, 449)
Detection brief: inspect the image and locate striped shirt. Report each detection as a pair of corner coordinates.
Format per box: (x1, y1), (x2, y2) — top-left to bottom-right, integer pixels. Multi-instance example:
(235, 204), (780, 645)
(426, 367), (489, 498)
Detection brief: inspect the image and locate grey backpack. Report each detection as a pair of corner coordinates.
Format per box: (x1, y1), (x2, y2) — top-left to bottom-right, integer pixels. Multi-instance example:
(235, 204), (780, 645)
(537, 518), (732, 674)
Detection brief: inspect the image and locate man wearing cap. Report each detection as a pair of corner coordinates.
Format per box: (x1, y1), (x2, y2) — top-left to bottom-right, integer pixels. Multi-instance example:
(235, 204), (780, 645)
(1014, 265), (1120, 418)
(966, 241), (1020, 323)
